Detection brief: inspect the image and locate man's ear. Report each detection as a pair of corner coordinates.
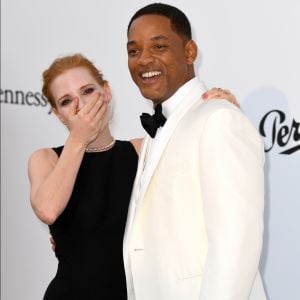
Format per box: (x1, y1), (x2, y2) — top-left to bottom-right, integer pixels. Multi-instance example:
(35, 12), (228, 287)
(185, 39), (197, 65)
(102, 82), (112, 103)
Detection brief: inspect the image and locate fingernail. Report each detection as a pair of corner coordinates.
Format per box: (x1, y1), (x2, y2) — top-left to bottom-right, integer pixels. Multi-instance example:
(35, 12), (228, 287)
(202, 92), (208, 100)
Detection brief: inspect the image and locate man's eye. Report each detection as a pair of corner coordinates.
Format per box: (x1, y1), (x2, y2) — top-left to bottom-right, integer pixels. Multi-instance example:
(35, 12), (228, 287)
(83, 87), (94, 95)
(154, 44), (167, 51)
(128, 49), (139, 57)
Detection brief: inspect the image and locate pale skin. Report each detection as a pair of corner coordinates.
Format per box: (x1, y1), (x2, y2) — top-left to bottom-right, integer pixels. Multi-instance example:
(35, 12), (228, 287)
(28, 67), (141, 225)
(28, 66), (238, 229)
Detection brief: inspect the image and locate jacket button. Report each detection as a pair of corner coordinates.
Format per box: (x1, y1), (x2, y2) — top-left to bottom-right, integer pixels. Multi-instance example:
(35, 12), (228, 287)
(134, 248), (144, 251)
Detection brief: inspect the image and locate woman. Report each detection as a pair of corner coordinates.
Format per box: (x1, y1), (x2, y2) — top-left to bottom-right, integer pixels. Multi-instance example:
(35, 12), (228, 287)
(28, 54), (238, 299)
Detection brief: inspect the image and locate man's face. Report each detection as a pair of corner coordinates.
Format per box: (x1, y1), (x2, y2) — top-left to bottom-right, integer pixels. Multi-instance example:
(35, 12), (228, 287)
(127, 14), (196, 104)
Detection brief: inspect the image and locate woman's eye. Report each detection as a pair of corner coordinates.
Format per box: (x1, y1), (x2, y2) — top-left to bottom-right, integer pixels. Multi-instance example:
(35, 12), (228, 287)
(83, 87), (94, 95)
(61, 99), (72, 106)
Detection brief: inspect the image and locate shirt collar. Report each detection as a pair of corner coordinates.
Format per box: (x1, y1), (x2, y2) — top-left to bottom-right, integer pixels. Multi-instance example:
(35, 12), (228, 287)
(161, 77), (199, 118)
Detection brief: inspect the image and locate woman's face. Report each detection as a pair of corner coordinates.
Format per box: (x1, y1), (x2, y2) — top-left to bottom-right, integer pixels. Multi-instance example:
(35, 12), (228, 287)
(50, 67), (110, 123)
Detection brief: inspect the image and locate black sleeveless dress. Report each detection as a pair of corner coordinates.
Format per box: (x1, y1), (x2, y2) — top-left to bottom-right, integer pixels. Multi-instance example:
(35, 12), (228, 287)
(43, 140), (138, 300)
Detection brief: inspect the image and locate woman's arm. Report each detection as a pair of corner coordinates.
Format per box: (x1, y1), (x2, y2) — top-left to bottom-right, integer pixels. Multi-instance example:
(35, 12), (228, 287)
(28, 138), (86, 225)
(29, 94), (107, 225)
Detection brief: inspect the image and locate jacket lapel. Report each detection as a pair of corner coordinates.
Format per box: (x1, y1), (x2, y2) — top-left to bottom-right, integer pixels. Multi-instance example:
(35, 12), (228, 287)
(137, 81), (207, 206)
(124, 136), (150, 233)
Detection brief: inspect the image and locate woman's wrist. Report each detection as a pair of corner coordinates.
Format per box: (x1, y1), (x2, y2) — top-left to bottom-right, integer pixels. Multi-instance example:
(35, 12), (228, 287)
(65, 135), (88, 152)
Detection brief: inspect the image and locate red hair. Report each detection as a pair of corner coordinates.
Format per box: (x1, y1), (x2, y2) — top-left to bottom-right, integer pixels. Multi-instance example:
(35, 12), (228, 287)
(42, 54), (107, 108)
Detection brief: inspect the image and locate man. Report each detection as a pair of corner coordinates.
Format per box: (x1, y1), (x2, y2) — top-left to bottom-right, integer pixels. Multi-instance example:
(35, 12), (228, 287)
(123, 3), (266, 300)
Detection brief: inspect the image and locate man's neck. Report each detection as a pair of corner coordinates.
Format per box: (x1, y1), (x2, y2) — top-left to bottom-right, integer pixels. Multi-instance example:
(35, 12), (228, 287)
(161, 77), (198, 118)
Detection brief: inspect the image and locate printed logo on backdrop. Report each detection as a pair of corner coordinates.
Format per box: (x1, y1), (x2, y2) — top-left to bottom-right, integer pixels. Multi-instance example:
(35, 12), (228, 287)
(259, 110), (300, 155)
(2, 88), (300, 154)
(0, 88), (51, 113)
(240, 88), (299, 155)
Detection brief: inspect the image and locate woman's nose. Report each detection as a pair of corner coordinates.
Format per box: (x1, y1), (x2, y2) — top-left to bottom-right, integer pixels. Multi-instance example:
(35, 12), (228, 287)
(76, 96), (86, 110)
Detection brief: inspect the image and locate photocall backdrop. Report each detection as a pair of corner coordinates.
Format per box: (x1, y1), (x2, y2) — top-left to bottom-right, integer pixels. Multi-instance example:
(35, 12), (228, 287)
(1, 0), (299, 299)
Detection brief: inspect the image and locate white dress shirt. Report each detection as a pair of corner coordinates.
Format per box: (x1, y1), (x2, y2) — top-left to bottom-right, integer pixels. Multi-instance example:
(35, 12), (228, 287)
(137, 77), (200, 202)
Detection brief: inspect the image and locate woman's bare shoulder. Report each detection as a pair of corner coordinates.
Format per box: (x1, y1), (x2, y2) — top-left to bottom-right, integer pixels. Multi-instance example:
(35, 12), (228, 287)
(129, 138), (144, 156)
(28, 147), (58, 170)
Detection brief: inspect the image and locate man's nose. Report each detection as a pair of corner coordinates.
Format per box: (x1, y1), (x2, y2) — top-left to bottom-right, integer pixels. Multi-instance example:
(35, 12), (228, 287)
(138, 49), (154, 66)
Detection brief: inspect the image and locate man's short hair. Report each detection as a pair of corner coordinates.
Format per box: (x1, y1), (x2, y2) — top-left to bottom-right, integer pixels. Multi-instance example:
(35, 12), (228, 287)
(127, 3), (192, 40)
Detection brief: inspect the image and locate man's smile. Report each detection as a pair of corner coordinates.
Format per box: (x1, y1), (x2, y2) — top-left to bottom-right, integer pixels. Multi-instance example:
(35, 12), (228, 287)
(138, 70), (162, 84)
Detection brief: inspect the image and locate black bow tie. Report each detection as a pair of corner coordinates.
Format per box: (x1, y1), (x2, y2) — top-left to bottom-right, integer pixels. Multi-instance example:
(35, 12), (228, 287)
(140, 104), (167, 138)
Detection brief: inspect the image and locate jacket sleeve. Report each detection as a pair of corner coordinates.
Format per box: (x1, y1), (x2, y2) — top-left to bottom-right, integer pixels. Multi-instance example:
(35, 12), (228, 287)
(198, 104), (265, 300)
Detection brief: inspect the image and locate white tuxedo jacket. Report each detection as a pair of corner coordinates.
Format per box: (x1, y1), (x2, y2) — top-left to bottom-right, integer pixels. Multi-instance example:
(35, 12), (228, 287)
(123, 81), (267, 300)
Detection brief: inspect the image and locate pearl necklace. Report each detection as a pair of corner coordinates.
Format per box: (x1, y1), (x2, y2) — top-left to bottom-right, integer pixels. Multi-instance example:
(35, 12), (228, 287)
(85, 140), (116, 153)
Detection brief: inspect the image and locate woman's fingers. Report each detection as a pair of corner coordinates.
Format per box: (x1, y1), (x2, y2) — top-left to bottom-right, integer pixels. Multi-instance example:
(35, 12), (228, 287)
(202, 88), (240, 108)
(78, 92), (103, 115)
(69, 97), (79, 117)
(94, 101), (109, 125)
(88, 95), (106, 119)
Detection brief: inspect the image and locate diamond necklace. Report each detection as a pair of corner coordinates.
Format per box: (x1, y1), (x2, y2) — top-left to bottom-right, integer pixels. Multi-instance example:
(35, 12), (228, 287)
(85, 139), (116, 153)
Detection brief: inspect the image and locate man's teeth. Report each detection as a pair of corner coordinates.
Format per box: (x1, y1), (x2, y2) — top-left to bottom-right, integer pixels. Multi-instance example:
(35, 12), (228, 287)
(142, 71), (161, 78)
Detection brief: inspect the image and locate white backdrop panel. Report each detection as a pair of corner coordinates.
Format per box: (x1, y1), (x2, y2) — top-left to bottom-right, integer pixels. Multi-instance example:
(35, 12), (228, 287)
(1, 0), (299, 299)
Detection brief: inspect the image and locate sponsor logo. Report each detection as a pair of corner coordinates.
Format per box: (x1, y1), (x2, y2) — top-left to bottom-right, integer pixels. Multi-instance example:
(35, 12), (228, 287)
(0, 88), (51, 113)
(259, 109), (300, 154)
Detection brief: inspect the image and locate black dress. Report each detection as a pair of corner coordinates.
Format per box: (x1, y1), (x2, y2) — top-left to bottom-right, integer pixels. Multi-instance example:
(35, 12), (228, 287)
(43, 140), (138, 300)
